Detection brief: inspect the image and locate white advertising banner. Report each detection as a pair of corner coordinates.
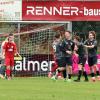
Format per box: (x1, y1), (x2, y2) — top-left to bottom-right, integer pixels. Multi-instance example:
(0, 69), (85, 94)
(0, 0), (22, 20)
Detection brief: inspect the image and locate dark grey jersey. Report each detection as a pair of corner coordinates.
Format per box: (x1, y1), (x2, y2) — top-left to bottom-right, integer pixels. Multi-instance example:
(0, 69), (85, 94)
(76, 42), (86, 57)
(52, 41), (64, 59)
(84, 39), (97, 57)
(61, 39), (75, 57)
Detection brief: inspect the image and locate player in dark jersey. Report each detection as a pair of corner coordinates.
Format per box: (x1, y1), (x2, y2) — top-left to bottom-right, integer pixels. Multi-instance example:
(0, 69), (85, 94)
(84, 31), (100, 82)
(73, 36), (88, 82)
(51, 33), (66, 80)
(0, 38), (8, 79)
(61, 31), (75, 82)
(0, 51), (5, 79)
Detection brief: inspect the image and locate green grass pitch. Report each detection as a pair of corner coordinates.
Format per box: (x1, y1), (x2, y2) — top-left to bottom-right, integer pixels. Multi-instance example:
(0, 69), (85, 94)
(0, 77), (100, 100)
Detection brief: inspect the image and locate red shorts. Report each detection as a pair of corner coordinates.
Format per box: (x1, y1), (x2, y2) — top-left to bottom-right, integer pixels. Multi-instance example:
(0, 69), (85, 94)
(5, 57), (14, 67)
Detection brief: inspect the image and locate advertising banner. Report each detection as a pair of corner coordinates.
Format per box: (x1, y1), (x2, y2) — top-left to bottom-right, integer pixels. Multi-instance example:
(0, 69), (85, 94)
(22, 1), (100, 21)
(0, 0), (22, 20)
(14, 54), (100, 75)
(1, 1), (100, 21)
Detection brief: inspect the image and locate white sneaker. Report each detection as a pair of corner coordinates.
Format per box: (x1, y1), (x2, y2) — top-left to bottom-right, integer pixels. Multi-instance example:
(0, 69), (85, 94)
(51, 76), (56, 80)
(0, 74), (5, 79)
(91, 77), (96, 82)
(67, 79), (72, 82)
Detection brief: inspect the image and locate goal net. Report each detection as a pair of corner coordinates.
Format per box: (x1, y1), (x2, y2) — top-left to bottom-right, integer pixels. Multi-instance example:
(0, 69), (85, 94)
(0, 22), (69, 77)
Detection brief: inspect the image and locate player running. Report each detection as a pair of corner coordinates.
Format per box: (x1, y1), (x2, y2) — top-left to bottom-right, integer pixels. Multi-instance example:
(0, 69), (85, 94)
(51, 33), (66, 81)
(61, 31), (75, 82)
(73, 36), (89, 82)
(84, 31), (100, 82)
(3, 33), (18, 80)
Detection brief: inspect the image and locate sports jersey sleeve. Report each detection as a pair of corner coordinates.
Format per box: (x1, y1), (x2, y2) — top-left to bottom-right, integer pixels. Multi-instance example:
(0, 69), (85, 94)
(52, 42), (56, 53)
(3, 42), (7, 50)
(93, 40), (97, 47)
(84, 40), (88, 45)
(60, 40), (66, 52)
(71, 42), (75, 51)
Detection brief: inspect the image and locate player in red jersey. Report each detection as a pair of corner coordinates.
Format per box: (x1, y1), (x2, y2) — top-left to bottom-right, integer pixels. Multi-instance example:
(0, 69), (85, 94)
(3, 33), (18, 80)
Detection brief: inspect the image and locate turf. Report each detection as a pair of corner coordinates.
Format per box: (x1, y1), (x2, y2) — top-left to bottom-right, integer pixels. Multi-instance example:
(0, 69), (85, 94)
(0, 77), (100, 100)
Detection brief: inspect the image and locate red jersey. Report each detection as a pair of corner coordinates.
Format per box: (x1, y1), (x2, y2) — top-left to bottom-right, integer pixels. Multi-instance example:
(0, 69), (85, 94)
(3, 42), (17, 58)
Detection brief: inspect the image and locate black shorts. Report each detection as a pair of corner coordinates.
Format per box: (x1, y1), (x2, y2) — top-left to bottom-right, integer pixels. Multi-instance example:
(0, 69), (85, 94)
(78, 56), (86, 66)
(88, 56), (97, 67)
(65, 57), (72, 66)
(56, 58), (66, 67)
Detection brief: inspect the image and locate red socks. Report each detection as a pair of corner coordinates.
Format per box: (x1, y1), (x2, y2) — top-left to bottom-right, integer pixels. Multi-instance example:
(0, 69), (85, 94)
(6, 69), (11, 77)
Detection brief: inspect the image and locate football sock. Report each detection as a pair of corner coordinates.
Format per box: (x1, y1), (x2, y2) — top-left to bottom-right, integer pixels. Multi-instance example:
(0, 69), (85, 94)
(62, 70), (66, 79)
(96, 71), (100, 76)
(77, 70), (82, 80)
(6, 69), (11, 77)
(91, 72), (95, 77)
(83, 71), (88, 80)
(68, 74), (71, 79)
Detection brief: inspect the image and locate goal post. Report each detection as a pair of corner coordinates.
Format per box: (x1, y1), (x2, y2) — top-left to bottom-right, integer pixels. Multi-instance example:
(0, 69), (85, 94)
(0, 21), (71, 77)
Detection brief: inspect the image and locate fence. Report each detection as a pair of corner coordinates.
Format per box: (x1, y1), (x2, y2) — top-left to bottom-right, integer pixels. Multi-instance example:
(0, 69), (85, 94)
(0, 22), (68, 76)
(0, 21), (100, 76)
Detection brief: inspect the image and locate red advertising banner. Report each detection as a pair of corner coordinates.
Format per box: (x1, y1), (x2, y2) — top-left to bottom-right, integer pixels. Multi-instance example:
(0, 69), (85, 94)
(22, 1), (100, 21)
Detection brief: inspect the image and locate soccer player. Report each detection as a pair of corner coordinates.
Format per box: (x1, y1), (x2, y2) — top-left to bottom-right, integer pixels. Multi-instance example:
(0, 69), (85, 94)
(61, 31), (75, 82)
(84, 31), (100, 82)
(0, 37), (8, 79)
(3, 33), (18, 80)
(51, 33), (67, 80)
(73, 36), (88, 82)
(0, 53), (5, 79)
